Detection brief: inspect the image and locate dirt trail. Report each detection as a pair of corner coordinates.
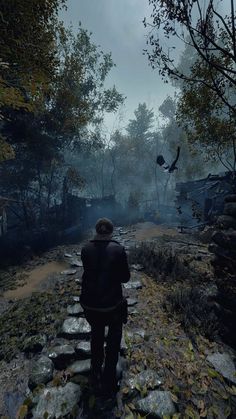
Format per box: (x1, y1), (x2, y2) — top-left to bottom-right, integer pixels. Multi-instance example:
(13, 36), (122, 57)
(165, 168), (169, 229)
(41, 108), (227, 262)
(0, 223), (236, 418)
(3, 261), (67, 299)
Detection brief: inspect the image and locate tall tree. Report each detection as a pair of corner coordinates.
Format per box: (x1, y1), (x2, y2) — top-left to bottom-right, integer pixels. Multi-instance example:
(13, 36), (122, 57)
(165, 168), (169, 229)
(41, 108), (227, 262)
(144, 0), (236, 114)
(0, 4), (124, 227)
(0, 0), (66, 159)
(126, 102), (154, 141)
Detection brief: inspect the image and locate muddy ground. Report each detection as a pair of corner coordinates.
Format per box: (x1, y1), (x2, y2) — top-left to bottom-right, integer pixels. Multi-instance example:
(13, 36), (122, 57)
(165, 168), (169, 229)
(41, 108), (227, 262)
(0, 222), (235, 418)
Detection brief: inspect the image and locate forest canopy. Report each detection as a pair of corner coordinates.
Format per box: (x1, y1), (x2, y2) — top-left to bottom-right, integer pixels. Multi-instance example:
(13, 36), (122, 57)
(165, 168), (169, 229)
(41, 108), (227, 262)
(0, 0), (125, 227)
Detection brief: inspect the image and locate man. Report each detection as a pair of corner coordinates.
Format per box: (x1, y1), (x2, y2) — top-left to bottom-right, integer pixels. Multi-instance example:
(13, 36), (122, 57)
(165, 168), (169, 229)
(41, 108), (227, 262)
(80, 218), (130, 397)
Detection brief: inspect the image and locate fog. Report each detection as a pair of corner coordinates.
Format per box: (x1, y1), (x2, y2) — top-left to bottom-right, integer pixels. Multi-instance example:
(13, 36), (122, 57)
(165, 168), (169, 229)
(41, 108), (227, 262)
(60, 0), (176, 133)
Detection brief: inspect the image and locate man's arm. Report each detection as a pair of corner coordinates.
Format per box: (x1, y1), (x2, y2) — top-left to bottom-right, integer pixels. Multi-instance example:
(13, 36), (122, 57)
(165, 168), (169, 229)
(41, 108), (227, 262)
(119, 247), (130, 283)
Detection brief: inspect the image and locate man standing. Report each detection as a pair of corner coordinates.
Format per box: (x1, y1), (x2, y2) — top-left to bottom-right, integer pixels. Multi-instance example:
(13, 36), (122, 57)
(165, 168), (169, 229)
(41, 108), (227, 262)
(80, 218), (130, 397)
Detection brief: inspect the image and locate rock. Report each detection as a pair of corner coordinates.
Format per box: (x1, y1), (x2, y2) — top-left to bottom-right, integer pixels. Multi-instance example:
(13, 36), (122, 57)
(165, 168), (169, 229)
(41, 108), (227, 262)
(127, 298), (138, 306)
(76, 251), (81, 256)
(67, 303), (84, 316)
(64, 253), (73, 258)
(212, 230), (236, 249)
(75, 278), (82, 284)
(199, 226), (216, 243)
(71, 259), (83, 268)
(136, 390), (176, 418)
(225, 194), (236, 203)
(116, 356), (127, 381)
(48, 344), (75, 369)
(61, 317), (91, 338)
(217, 215), (236, 230)
(128, 308), (138, 315)
(29, 356), (54, 389)
(131, 264), (144, 271)
(68, 359), (91, 375)
(124, 280), (142, 289)
(61, 269), (77, 275)
(207, 352), (236, 384)
(120, 335), (128, 355)
(126, 329), (147, 340)
(75, 341), (91, 357)
(208, 243), (236, 261)
(127, 369), (162, 392)
(32, 382), (81, 418)
(23, 334), (47, 353)
(224, 202), (236, 217)
(73, 296), (81, 302)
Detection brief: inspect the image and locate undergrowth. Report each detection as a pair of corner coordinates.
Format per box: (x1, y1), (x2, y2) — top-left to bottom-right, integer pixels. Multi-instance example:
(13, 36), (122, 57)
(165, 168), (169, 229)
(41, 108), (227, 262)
(129, 241), (219, 341)
(165, 286), (220, 340)
(129, 241), (190, 281)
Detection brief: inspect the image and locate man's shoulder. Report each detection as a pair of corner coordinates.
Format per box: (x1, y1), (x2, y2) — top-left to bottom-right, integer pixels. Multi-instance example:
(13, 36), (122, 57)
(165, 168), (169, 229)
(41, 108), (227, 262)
(82, 239), (124, 252)
(107, 240), (125, 254)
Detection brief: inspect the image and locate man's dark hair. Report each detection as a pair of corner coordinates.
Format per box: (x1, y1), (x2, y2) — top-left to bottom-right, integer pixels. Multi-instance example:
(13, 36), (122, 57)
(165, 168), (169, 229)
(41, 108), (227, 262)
(95, 218), (114, 235)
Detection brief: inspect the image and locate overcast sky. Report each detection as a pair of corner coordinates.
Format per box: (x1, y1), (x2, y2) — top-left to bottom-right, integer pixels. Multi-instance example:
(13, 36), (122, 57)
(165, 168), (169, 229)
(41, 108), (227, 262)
(60, 0), (176, 134)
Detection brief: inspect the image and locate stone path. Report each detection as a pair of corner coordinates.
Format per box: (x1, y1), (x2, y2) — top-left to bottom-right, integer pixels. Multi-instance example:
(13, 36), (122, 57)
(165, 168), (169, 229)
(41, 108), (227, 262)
(22, 226), (177, 418)
(2, 225), (236, 418)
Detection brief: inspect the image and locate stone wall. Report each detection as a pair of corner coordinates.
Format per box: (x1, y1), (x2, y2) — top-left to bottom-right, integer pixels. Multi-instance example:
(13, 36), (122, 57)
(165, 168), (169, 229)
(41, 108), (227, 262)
(209, 194), (236, 347)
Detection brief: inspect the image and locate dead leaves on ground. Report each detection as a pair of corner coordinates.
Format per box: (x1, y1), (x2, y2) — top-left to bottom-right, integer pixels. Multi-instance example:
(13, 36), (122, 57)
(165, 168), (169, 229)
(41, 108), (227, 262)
(126, 272), (236, 418)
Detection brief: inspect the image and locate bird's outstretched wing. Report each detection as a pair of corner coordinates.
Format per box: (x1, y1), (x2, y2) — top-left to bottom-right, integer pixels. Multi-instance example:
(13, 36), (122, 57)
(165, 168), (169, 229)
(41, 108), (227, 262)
(156, 155), (166, 166)
(168, 146), (180, 172)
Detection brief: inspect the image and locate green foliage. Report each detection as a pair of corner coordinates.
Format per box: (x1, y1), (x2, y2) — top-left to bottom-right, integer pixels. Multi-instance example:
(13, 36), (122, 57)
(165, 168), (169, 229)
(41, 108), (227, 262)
(0, 135), (15, 162)
(0, 0), (66, 115)
(48, 27), (124, 137)
(126, 102), (154, 142)
(0, 7), (124, 225)
(176, 57), (236, 167)
(145, 1), (236, 112)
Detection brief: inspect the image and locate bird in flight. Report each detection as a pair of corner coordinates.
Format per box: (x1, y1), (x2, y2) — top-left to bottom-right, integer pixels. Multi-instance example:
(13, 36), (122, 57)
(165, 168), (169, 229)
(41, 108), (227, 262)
(156, 146), (180, 173)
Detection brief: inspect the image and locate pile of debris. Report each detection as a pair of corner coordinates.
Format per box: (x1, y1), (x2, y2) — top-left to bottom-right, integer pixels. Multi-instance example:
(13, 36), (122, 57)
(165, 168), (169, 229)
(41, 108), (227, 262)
(209, 194), (236, 347)
(210, 194), (236, 272)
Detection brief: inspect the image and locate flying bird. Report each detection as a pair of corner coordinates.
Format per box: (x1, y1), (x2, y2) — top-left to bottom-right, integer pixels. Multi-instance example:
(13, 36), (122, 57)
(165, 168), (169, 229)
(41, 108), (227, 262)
(156, 146), (180, 173)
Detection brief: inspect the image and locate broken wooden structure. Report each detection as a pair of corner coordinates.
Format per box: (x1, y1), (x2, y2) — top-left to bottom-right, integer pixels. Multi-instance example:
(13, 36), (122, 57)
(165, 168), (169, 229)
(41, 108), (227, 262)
(175, 171), (236, 228)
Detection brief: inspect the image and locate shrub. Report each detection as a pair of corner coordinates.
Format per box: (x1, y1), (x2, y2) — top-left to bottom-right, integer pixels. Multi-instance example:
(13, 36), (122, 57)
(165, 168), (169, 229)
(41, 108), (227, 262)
(165, 286), (220, 339)
(129, 241), (189, 281)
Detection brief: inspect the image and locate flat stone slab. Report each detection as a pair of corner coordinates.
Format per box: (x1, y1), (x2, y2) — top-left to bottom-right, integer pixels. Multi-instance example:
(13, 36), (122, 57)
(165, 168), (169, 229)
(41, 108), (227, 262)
(127, 298), (138, 306)
(124, 280), (142, 289)
(71, 259), (83, 267)
(207, 352), (236, 384)
(128, 308), (139, 315)
(29, 356), (54, 389)
(72, 296), (81, 302)
(64, 253), (73, 258)
(32, 382), (81, 419)
(62, 317), (91, 337)
(136, 390), (176, 418)
(131, 264), (144, 271)
(61, 269), (77, 275)
(68, 359), (91, 375)
(67, 303), (84, 316)
(76, 341), (91, 357)
(48, 345), (75, 368)
(127, 369), (162, 392)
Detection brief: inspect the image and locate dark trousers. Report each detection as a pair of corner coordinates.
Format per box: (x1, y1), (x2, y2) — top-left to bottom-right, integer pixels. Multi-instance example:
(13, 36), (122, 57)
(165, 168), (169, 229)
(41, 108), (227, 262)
(84, 306), (123, 388)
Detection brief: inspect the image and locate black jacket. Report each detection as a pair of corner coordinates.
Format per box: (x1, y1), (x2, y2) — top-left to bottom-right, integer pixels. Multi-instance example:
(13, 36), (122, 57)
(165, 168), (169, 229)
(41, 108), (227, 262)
(80, 239), (130, 309)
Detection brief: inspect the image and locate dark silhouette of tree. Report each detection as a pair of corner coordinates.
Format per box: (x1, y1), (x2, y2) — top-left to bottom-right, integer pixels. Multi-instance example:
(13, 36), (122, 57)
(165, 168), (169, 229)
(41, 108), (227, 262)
(144, 0), (236, 114)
